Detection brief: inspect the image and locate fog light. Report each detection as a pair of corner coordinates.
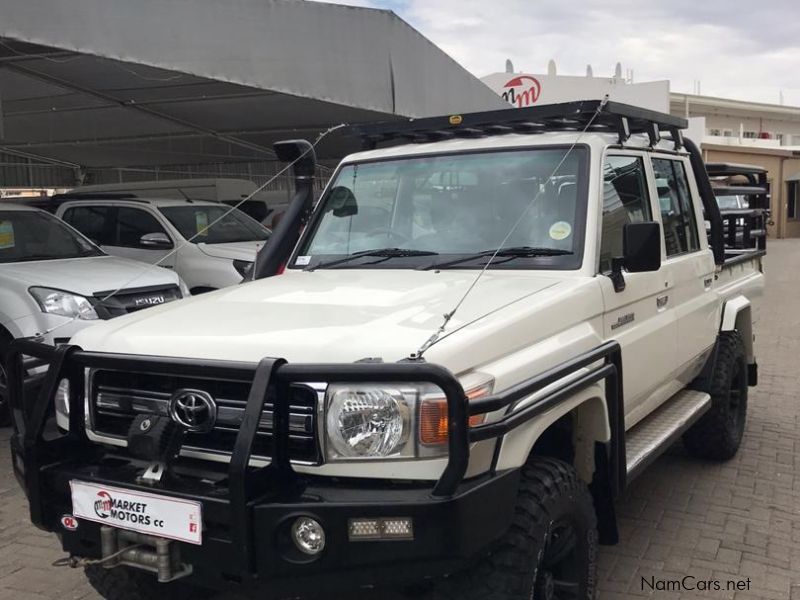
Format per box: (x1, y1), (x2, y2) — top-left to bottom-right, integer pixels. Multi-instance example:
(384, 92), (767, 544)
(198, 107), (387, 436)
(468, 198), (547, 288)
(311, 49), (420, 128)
(348, 517), (414, 541)
(291, 517), (325, 555)
(55, 378), (70, 431)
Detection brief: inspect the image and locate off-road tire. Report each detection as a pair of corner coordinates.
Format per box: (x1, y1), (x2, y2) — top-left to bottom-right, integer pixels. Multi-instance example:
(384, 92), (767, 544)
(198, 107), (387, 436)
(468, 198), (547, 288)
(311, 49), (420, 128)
(85, 565), (211, 600)
(683, 331), (748, 460)
(0, 333), (12, 427)
(434, 457), (598, 600)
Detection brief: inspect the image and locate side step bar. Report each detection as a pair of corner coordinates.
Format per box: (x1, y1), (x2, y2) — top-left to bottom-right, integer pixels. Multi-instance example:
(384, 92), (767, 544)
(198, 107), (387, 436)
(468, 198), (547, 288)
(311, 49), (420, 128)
(626, 389), (712, 481)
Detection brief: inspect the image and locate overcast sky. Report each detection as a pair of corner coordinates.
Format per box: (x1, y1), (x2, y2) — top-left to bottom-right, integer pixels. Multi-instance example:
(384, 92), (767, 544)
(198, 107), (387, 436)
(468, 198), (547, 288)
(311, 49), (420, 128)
(319, 0), (800, 106)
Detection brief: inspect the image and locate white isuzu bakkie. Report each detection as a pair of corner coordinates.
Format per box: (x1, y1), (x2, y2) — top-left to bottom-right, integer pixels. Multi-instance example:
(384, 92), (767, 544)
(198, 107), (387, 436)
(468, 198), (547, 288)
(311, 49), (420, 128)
(7, 101), (764, 600)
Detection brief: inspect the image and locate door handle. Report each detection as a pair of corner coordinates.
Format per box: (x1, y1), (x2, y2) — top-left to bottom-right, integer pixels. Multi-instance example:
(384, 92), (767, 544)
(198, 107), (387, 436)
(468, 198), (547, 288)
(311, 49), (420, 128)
(656, 295), (669, 310)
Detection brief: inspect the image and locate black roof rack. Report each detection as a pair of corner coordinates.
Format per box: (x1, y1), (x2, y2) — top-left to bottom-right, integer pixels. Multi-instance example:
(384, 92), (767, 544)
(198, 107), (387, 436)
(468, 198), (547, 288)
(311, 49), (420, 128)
(350, 100), (689, 150)
(51, 192), (150, 203)
(52, 192), (144, 200)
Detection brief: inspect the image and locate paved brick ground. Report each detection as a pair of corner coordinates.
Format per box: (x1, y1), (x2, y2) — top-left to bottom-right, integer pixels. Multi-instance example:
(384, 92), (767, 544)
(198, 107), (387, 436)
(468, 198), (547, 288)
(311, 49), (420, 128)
(1, 241), (798, 600)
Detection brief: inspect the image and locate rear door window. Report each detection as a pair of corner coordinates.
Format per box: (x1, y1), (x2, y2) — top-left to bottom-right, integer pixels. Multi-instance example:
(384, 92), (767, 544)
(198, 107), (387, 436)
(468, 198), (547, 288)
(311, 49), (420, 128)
(652, 158), (701, 257)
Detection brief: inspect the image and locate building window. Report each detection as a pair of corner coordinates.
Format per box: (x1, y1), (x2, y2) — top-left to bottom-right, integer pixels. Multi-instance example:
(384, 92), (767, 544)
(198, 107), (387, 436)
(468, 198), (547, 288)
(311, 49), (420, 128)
(722, 130), (733, 137)
(708, 128), (721, 136)
(789, 182), (799, 220)
(743, 131), (758, 139)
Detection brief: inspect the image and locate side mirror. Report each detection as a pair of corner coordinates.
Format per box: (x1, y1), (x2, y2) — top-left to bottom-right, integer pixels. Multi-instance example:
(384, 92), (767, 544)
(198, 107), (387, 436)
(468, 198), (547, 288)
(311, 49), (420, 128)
(140, 232), (173, 249)
(610, 221), (661, 292)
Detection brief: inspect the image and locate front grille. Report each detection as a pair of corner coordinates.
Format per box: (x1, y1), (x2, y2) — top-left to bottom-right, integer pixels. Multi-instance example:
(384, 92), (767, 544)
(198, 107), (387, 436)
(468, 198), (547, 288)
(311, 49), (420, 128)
(89, 369), (321, 464)
(92, 285), (182, 319)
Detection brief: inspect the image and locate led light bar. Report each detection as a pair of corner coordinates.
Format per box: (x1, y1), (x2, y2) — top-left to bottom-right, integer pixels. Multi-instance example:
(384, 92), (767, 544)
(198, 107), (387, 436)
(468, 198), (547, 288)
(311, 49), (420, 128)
(348, 517), (414, 541)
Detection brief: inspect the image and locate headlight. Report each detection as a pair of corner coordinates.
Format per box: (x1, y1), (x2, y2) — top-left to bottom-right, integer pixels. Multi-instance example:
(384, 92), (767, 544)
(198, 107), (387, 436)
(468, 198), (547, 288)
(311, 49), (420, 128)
(29, 287), (99, 320)
(326, 386), (412, 459)
(233, 260), (254, 278)
(324, 376), (493, 462)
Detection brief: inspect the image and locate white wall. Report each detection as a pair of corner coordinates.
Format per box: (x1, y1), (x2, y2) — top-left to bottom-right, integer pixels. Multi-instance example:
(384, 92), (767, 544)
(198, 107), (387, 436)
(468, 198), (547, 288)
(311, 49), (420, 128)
(481, 73), (670, 113)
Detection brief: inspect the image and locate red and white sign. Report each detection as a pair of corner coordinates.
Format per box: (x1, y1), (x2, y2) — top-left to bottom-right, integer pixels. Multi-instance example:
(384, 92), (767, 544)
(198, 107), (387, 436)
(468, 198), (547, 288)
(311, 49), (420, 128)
(60, 515), (79, 531)
(502, 75), (542, 107)
(70, 480), (203, 545)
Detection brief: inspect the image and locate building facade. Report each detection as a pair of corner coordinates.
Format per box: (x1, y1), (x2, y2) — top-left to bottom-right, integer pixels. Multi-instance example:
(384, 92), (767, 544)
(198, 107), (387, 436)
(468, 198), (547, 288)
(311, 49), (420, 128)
(671, 94), (800, 238)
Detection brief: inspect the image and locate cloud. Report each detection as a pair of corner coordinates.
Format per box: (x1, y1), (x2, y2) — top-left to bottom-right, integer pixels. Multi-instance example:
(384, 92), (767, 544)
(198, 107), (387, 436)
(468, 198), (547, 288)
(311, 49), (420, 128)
(314, 0), (800, 106)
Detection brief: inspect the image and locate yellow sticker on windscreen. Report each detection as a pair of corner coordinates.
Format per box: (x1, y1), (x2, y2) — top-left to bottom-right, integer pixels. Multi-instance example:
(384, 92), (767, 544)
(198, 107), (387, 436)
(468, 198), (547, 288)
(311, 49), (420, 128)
(195, 212), (209, 237)
(549, 221), (572, 241)
(0, 221), (15, 249)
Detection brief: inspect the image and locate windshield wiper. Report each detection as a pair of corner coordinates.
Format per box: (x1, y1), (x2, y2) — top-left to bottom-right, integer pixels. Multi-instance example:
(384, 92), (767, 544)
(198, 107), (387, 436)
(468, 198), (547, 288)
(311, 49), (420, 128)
(306, 248), (439, 271)
(421, 246), (573, 270)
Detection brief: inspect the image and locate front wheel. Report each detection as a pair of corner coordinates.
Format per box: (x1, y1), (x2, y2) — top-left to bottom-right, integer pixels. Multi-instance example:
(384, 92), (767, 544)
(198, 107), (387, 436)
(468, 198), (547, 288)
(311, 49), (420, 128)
(435, 457), (598, 600)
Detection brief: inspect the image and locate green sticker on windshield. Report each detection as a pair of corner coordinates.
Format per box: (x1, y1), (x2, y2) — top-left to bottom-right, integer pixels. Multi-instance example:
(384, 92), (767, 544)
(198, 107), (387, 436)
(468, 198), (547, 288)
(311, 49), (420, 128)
(195, 212), (209, 237)
(0, 221), (15, 249)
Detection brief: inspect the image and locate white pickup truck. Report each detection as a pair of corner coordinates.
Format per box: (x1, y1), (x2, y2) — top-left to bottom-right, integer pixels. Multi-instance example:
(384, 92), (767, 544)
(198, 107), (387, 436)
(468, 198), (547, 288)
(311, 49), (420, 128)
(7, 102), (764, 600)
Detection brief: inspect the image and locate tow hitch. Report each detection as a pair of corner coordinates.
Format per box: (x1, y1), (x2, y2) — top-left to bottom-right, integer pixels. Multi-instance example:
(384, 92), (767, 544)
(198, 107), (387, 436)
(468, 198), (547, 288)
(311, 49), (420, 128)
(54, 527), (192, 583)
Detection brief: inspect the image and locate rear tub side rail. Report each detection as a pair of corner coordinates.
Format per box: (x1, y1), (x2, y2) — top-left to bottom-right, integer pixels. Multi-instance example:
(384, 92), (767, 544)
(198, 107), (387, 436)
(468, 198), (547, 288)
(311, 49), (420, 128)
(5, 338), (624, 582)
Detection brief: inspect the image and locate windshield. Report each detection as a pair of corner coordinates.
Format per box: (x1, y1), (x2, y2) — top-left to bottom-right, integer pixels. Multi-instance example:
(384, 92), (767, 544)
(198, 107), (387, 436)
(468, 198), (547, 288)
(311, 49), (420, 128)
(159, 206), (270, 244)
(297, 147), (587, 269)
(0, 210), (103, 263)
(716, 194), (748, 210)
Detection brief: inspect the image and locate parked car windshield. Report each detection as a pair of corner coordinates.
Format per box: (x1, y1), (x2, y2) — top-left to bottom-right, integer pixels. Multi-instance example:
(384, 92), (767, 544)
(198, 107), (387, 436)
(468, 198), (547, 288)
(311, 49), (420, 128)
(0, 209), (103, 263)
(158, 206), (270, 244)
(297, 147), (587, 270)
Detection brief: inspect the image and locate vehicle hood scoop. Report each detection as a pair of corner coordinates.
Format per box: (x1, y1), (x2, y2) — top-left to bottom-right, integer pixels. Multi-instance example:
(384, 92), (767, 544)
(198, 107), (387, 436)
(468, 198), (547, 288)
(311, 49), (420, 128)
(71, 269), (563, 364)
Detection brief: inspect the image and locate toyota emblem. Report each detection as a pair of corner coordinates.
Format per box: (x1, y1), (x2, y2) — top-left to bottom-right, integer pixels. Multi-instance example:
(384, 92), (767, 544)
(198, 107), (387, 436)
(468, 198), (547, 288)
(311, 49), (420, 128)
(168, 389), (217, 432)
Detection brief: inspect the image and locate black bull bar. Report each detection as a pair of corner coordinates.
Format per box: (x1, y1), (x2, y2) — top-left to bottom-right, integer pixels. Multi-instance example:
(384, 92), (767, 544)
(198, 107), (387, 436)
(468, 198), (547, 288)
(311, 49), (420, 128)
(5, 338), (624, 575)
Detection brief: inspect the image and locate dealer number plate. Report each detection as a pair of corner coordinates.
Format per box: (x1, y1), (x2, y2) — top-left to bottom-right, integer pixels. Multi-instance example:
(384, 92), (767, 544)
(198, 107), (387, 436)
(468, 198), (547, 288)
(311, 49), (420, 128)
(70, 480), (203, 545)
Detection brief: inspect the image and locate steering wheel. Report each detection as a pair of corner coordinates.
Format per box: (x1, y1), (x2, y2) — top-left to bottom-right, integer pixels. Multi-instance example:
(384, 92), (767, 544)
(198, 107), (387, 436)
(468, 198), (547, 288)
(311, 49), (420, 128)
(364, 228), (411, 244)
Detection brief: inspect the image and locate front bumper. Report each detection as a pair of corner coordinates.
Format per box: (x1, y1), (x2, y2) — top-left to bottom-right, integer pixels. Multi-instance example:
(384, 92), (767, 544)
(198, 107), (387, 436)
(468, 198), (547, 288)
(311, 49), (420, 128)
(10, 437), (519, 594)
(5, 338), (623, 596)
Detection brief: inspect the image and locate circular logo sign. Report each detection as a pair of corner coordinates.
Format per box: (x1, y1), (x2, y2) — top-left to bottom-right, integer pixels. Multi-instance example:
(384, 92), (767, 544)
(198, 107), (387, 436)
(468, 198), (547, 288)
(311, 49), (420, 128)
(60, 515), (79, 531)
(169, 389), (217, 433)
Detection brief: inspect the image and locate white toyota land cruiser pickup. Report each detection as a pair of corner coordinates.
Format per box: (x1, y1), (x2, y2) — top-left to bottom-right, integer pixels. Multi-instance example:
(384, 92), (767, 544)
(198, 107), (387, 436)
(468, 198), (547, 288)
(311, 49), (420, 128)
(7, 101), (764, 600)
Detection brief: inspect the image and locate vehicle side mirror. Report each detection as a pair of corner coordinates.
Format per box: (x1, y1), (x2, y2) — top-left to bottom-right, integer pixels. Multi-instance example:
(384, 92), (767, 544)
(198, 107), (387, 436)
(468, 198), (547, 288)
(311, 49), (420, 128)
(610, 221), (661, 292)
(140, 232), (173, 249)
